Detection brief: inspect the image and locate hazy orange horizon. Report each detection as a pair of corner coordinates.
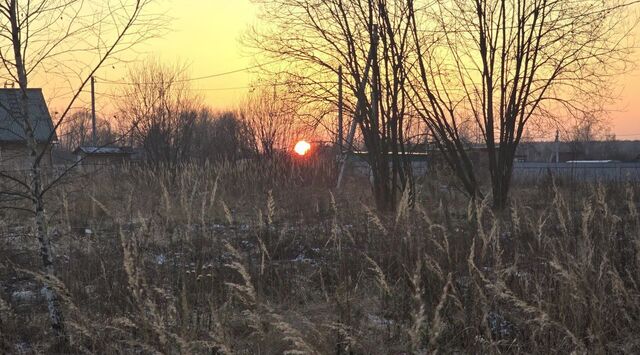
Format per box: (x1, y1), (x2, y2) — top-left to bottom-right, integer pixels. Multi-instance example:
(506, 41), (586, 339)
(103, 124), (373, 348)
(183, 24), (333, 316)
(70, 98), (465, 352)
(39, 0), (640, 140)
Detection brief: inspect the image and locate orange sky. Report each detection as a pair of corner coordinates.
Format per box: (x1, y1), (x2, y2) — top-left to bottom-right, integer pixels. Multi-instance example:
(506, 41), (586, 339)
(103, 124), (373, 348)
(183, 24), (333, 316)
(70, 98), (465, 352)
(609, 53), (640, 139)
(39, 0), (640, 140)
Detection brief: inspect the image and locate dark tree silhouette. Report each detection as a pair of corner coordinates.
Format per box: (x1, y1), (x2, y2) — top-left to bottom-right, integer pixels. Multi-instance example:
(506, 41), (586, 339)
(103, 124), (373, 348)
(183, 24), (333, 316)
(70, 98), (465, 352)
(407, 0), (636, 209)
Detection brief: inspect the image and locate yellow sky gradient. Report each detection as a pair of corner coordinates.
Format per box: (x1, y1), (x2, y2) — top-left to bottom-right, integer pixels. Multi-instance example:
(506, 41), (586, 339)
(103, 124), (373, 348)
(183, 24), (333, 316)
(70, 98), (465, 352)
(39, 0), (640, 140)
(94, 0), (258, 109)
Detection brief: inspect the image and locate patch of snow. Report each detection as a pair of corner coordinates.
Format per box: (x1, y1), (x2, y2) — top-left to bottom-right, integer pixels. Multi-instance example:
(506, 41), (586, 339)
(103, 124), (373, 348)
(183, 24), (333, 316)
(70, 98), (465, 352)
(14, 341), (32, 354)
(11, 290), (37, 304)
(367, 314), (394, 329)
(292, 253), (311, 263)
(487, 311), (515, 338)
(154, 254), (166, 265)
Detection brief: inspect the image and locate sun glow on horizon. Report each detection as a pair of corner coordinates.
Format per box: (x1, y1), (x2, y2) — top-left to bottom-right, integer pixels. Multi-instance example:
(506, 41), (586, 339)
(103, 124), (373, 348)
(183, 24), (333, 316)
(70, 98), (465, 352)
(294, 140), (311, 156)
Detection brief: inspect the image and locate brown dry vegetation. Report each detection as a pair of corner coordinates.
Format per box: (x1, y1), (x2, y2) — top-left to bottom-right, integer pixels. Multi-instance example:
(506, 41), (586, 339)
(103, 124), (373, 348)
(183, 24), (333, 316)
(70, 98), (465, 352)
(1, 156), (639, 354)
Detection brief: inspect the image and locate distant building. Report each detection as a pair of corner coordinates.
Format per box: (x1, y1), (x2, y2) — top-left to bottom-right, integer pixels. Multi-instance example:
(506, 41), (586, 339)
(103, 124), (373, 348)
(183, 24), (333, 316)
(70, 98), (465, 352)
(346, 151), (430, 177)
(517, 140), (640, 162)
(0, 88), (56, 168)
(73, 146), (134, 166)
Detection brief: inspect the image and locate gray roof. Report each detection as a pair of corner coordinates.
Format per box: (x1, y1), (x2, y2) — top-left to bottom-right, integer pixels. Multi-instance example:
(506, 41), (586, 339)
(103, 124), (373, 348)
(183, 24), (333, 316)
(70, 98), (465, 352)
(0, 88), (56, 143)
(73, 146), (134, 155)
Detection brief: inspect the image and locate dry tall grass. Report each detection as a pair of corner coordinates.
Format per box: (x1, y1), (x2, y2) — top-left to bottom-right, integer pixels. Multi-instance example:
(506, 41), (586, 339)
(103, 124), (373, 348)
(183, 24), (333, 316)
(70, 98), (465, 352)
(1, 158), (639, 353)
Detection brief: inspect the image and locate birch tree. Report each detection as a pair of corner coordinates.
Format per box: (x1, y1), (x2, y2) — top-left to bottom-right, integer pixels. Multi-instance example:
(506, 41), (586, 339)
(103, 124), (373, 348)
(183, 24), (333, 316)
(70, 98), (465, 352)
(0, 0), (159, 347)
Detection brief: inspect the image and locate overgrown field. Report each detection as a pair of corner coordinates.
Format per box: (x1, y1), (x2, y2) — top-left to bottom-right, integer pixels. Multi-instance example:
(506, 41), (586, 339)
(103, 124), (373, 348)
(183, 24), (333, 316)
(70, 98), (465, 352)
(1, 159), (640, 354)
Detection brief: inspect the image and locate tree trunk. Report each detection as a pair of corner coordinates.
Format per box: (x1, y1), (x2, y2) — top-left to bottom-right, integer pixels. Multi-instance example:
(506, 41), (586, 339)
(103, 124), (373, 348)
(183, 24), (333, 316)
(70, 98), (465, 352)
(9, 0), (67, 346)
(492, 148), (515, 211)
(20, 85), (69, 350)
(371, 154), (395, 212)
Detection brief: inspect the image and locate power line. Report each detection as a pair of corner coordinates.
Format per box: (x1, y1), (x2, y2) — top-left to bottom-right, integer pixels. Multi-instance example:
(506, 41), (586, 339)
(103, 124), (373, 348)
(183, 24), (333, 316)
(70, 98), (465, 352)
(95, 59), (281, 85)
(87, 87), (250, 95)
(81, 80), (335, 98)
(190, 86), (255, 92)
(190, 80), (335, 92)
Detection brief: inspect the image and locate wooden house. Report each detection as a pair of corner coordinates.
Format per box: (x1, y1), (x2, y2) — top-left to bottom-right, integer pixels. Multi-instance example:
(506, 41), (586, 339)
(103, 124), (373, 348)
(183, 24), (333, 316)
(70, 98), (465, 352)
(0, 88), (56, 168)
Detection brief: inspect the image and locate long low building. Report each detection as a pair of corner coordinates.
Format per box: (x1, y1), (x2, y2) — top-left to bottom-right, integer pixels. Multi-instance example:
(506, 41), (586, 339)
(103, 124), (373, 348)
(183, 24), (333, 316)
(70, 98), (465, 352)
(345, 151), (429, 177)
(73, 146), (134, 166)
(512, 161), (640, 182)
(343, 150), (640, 183)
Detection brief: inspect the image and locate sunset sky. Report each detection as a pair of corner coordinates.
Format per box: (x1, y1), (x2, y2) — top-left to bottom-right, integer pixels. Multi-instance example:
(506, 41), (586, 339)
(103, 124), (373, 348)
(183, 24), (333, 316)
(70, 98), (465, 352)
(98, 0), (259, 108)
(42, 0), (640, 140)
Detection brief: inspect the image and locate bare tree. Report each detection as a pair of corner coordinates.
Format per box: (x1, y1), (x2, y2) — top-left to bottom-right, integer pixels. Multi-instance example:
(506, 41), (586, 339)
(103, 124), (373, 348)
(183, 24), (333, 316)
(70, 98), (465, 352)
(0, 0), (159, 346)
(563, 112), (616, 159)
(249, 0), (419, 211)
(566, 112), (614, 143)
(59, 109), (114, 151)
(116, 59), (202, 169)
(190, 109), (256, 163)
(406, 0), (636, 209)
(239, 84), (299, 158)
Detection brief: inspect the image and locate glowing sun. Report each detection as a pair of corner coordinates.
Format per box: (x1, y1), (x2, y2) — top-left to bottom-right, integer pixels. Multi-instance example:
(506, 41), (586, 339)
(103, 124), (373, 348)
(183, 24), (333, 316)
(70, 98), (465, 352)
(294, 140), (311, 156)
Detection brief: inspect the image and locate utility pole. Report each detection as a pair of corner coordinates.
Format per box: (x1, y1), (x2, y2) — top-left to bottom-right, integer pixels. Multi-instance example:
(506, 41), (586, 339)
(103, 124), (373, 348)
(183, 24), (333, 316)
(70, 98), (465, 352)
(554, 129), (560, 163)
(91, 76), (97, 147)
(338, 65), (343, 152)
(370, 36), (378, 142)
(336, 24), (378, 189)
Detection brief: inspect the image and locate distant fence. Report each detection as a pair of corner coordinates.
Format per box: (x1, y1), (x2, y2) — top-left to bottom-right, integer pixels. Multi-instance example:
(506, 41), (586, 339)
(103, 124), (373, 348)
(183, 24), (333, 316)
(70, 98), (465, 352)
(346, 159), (640, 184)
(5, 159), (637, 185)
(347, 158), (429, 177)
(512, 162), (640, 183)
